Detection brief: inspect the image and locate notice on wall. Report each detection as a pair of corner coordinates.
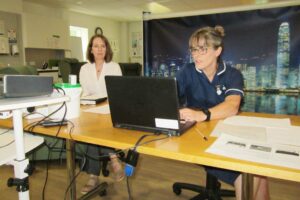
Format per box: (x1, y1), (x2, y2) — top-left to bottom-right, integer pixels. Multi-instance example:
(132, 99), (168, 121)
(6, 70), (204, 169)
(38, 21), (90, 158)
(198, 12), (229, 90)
(8, 29), (17, 43)
(109, 39), (119, 53)
(0, 20), (4, 35)
(131, 32), (142, 57)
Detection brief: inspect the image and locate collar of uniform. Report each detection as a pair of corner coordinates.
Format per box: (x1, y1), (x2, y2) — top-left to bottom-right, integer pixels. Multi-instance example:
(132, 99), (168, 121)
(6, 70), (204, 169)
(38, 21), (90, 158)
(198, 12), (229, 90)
(194, 63), (203, 73)
(194, 61), (226, 75)
(216, 61), (226, 76)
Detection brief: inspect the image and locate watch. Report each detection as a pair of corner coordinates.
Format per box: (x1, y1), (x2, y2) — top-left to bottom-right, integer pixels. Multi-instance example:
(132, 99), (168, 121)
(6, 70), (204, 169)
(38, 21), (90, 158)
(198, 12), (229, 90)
(201, 108), (211, 121)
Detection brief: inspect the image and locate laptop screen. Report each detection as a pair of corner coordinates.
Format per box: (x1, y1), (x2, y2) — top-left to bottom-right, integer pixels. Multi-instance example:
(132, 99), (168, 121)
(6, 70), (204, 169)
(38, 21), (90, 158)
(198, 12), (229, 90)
(105, 76), (182, 133)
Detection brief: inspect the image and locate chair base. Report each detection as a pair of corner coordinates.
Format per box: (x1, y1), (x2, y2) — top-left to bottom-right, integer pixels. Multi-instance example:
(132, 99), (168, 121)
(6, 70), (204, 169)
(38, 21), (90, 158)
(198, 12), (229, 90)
(172, 173), (235, 200)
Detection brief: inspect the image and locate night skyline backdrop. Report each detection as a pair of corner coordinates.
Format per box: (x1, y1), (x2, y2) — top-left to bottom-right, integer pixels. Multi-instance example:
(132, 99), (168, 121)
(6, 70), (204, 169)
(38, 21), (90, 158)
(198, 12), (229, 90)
(144, 5), (300, 85)
(143, 5), (300, 115)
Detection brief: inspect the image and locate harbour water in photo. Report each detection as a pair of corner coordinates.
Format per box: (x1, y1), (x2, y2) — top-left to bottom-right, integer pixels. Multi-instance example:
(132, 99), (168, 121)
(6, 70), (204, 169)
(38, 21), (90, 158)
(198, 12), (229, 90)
(242, 92), (300, 115)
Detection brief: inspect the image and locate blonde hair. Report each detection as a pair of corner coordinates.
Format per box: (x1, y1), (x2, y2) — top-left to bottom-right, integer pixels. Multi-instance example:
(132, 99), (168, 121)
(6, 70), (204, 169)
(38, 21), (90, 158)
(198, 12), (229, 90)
(189, 25), (225, 50)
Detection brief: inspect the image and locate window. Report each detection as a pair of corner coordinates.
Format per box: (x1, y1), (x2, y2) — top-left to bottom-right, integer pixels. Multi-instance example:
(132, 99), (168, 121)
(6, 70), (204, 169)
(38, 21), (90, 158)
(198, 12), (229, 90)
(69, 26), (88, 61)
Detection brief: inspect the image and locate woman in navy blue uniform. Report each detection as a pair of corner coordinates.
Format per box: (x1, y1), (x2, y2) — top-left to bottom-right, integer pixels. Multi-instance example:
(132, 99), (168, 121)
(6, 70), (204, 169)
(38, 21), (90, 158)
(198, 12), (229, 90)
(176, 26), (269, 200)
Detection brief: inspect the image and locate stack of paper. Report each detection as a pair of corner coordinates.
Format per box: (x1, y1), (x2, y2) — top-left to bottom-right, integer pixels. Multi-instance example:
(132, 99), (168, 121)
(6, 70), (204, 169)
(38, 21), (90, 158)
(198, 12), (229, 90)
(206, 116), (300, 169)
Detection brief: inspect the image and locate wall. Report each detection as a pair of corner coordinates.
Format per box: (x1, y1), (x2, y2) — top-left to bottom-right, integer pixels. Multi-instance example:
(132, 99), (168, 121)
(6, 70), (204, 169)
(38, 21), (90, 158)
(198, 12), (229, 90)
(0, 0), (141, 66)
(0, 10), (24, 67)
(67, 11), (122, 62)
(0, 0), (22, 14)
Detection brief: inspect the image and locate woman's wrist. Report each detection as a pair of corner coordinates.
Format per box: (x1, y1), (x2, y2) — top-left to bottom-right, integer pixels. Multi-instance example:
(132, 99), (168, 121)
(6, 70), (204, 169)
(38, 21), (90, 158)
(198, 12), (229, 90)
(196, 111), (208, 122)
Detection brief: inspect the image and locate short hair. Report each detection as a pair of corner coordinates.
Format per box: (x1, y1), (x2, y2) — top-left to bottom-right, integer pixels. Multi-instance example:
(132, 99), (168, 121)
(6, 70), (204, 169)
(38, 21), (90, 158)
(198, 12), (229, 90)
(189, 25), (225, 50)
(86, 34), (113, 63)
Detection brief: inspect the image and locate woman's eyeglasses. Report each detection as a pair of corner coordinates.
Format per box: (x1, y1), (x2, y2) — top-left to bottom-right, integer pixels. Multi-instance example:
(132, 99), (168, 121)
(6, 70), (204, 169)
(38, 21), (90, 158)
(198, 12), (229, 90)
(189, 46), (208, 55)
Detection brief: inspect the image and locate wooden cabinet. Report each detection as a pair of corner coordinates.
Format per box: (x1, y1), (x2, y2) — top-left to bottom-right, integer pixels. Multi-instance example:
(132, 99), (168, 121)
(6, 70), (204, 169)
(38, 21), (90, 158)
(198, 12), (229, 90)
(23, 13), (70, 50)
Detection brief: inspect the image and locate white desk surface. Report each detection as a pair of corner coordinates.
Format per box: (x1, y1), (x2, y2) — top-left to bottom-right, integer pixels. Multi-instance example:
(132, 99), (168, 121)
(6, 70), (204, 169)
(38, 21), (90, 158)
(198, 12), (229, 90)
(0, 128), (44, 165)
(0, 94), (69, 111)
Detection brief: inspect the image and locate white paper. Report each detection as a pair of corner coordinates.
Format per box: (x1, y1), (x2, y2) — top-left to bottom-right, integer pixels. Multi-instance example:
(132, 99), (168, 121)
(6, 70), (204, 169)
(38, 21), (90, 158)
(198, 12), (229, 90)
(223, 116), (291, 128)
(83, 104), (110, 114)
(155, 118), (179, 129)
(211, 121), (267, 142)
(266, 126), (300, 147)
(206, 134), (300, 170)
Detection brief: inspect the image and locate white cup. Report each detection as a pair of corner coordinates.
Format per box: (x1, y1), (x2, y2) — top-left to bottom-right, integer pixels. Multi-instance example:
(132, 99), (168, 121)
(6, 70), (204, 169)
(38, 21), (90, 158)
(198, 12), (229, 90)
(69, 75), (77, 85)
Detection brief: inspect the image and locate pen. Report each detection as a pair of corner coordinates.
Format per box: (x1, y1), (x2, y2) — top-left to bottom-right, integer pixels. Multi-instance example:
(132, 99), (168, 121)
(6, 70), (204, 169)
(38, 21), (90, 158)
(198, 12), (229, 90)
(194, 128), (208, 141)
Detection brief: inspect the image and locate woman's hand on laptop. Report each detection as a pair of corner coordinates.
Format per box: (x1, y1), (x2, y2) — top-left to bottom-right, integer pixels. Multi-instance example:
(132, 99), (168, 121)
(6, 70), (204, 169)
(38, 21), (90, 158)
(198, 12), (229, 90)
(179, 108), (207, 122)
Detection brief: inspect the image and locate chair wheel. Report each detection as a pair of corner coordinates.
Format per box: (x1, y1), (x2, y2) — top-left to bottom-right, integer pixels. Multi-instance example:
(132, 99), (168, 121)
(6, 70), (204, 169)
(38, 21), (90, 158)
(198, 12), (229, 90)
(173, 185), (182, 195)
(99, 189), (107, 196)
(102, 169), (109, 177)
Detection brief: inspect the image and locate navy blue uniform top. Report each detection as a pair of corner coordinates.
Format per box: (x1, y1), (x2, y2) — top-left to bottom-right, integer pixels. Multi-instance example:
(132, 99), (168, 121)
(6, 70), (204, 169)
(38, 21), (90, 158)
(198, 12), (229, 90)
(176, 61), (244, 185)
(176, 61), (244, 109)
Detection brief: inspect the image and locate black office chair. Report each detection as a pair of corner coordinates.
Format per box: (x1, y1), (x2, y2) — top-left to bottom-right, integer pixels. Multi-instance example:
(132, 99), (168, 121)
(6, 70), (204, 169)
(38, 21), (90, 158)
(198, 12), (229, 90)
(119, 62), (142, 76)
(173, 173), (235, 200)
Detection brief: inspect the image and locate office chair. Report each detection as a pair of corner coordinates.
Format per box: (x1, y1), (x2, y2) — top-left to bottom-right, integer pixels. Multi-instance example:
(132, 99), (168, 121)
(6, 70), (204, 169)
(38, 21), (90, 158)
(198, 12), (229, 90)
(173, 173), (235, 200)
(119, 62), (142, 76)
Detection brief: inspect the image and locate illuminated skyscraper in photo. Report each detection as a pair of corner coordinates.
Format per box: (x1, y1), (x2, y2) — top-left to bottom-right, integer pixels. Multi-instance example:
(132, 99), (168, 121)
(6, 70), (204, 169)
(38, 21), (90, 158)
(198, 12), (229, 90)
(276, 22), (290, 88)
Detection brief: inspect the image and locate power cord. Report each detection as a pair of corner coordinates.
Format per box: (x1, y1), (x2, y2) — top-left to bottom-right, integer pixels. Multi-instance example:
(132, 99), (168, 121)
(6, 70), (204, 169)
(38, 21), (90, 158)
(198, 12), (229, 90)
(0, 128), (15, 149)
(124, 133), (170, 200)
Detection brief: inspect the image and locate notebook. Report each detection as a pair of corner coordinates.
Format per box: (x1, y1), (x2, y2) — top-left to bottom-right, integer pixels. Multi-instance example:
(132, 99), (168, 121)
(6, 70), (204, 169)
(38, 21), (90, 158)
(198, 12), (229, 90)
(105, 76), (196, 136)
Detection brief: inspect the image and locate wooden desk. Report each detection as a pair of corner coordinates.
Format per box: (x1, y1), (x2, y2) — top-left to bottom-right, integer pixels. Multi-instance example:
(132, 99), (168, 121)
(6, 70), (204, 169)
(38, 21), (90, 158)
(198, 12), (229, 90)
(1, 108), (300, 200)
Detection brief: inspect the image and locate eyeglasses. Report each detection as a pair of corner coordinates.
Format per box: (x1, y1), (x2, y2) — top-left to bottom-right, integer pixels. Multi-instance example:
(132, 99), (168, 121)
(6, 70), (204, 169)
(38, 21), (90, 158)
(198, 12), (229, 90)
(189, 46), (208, 55)
(92, 45), (106, 49)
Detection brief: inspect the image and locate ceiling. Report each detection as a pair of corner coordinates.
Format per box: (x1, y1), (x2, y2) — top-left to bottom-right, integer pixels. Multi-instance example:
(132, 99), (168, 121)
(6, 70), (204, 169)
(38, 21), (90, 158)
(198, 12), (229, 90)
(23, 0), (299, 21)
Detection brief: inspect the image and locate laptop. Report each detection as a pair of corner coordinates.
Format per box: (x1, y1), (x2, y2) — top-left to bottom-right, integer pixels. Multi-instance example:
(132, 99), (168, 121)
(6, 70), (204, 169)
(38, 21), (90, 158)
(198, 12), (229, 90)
(105, 76), (196, 136)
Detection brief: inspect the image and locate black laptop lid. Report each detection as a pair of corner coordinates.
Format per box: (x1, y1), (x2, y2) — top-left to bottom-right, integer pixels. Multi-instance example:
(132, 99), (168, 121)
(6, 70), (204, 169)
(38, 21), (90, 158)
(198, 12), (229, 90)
(105, 76), (181, 131)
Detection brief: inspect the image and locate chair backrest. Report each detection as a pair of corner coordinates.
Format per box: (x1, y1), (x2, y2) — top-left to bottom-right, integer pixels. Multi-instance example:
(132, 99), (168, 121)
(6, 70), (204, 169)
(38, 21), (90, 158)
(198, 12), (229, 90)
(70, 62), (86, 83)
(119, 63), (142, 76)
(58, 58), (79, 83)
(48, 59), (60, 69)
(0, 66), (38, 75)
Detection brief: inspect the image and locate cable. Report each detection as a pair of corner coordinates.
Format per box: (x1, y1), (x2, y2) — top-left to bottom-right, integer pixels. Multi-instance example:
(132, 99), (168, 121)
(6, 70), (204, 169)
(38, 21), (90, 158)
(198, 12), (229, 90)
(0, 128), (11, 135)
(126, 176), (133, 200)
(63, 156), (86, 200)
(136, 134), (170, 147)
(124, 133), (158, 200)
(0, 139), (15, 148)
(42, 146), (52, 200)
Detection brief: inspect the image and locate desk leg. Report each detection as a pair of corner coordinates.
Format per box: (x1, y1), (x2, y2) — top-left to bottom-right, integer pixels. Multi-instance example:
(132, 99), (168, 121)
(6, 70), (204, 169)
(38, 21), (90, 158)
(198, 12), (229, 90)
(12, 109), (30, 200)
(242, 173), (253, 200)
(66, 139), (76, 200)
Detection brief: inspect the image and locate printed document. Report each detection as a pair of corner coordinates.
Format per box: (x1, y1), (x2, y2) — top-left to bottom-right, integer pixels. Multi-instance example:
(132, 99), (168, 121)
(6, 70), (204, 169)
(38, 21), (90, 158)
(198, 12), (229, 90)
(211, 116), (298, 145)
(206, 134), (300, 170)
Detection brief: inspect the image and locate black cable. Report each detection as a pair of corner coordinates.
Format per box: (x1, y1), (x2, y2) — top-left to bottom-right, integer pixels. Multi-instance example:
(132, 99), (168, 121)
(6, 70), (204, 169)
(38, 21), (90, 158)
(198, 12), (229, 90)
(28, 87), (68, 200)
(0, 129), (13, 151)
(125, 133), (155, 200)
(63, 156), (86, 200)
(42, 146), (52, 200)
(126, 176), (133, 200)
(137, 134), (170, 147)
(0, 128), (11, 135)
(133, 134), (154, 151)
(0, 139), (15, 148)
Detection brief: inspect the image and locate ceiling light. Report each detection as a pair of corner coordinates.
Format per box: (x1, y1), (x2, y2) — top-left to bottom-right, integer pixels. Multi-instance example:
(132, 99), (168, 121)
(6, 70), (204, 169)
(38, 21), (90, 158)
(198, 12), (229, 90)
(148, 2), (171, 14)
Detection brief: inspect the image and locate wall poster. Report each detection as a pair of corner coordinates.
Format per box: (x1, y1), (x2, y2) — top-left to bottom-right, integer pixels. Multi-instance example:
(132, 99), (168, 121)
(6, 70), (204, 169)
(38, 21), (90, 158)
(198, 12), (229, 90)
(131, 32), (142, 57)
